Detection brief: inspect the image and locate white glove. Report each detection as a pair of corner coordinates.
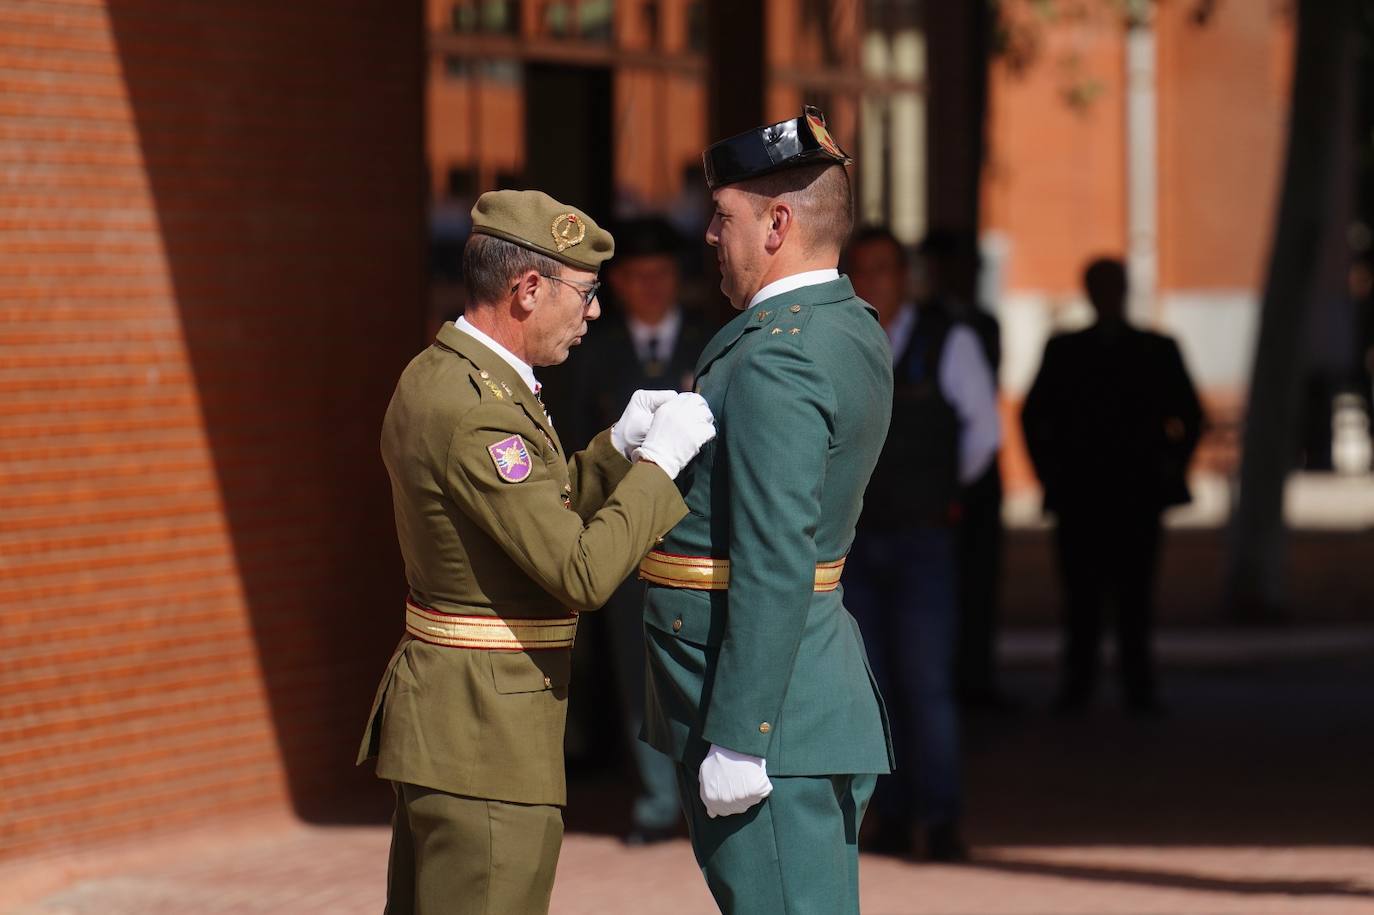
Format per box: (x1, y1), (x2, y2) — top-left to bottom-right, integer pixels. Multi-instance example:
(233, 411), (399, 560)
(611, 389), (678, 461)
(698, 744), (773, 818)
(632, 392), (715, 480)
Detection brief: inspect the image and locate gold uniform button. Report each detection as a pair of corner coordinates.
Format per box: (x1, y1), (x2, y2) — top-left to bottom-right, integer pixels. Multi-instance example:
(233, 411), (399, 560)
(758, 722), (771, 734)
(543, 675), (552, 688)
(672, 618), (683, 632)
(789, 304), (802, 313)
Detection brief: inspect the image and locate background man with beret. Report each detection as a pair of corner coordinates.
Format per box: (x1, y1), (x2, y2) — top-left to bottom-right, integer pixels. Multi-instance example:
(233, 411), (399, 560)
(357, 189), (716, 915)
(639, 109), (895, 914)
(542, 215), (715, 845)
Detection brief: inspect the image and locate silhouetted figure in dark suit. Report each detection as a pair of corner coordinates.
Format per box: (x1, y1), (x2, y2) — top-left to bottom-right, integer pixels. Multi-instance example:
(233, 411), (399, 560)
(1021, 258), (1203, 715)
(540, 217), (714, 844)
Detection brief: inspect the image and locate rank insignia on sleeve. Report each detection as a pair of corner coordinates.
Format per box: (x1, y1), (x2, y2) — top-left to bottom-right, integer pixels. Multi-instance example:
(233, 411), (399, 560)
(488, 434), (533, 483)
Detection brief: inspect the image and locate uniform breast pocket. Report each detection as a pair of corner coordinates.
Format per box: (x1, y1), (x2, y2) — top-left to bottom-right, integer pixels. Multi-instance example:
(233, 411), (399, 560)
(490, 649), (572, 695)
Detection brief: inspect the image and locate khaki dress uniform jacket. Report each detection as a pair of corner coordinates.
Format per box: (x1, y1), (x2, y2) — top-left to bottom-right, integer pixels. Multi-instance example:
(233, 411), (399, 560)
(358, 322), (688, 807)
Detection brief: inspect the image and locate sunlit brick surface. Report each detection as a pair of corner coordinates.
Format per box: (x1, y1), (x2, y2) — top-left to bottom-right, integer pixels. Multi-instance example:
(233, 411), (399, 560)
(0, 0), (423, 861)
(7, 648), (1373, 915)
(6, 822), (1374, 915)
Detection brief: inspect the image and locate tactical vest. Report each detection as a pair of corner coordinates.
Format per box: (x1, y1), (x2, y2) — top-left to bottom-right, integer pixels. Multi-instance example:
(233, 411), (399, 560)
(859, 309), (960, 529)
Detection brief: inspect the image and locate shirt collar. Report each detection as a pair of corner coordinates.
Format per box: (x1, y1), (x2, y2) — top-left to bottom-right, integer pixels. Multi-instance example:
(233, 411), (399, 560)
(454, 315), (540, 396)
(626, 308), (682, 349)
(746, 269), (840, 310)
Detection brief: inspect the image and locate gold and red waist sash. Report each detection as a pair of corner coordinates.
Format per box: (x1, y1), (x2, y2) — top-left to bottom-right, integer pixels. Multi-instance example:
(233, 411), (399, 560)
(638, 550), (846, 593)
(405, 599), (577, 650)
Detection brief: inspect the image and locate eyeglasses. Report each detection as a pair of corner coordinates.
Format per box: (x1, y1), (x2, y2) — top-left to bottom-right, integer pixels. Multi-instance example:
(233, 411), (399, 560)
(515, 273), (600, 308)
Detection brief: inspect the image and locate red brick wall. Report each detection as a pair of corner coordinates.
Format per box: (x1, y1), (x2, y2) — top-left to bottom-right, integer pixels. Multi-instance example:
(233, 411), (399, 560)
(1, 0), (423, 860)
(983, 13), (1128, 294)
(983, 5), (1293, 296)
(1157, 0), (1292, 290)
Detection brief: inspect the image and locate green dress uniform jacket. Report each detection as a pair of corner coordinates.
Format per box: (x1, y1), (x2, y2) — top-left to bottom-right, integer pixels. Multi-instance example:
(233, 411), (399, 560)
(358, 323), (688, 806)
(642, 276), (895, 775)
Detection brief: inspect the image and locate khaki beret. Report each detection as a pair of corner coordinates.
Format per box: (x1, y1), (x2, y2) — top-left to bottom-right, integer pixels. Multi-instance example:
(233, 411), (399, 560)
(470, 189), (614, 272)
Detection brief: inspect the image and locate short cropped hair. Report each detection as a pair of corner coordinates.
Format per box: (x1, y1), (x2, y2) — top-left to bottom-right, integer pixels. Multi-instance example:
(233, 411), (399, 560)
(735, 163), (853, 256)
(463, 233), (565, 306)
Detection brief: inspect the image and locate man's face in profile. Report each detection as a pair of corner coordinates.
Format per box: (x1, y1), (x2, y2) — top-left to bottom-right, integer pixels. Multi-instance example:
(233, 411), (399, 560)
(706, 186), (770, 310)
(527, 268), (601, 366)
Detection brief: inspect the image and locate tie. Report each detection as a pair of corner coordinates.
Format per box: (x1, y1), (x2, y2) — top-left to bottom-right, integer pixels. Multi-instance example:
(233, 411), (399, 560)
(645, 336), (663, 377)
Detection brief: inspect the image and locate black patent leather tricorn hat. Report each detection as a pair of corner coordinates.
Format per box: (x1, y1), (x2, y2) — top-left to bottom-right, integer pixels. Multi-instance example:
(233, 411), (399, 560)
(702, 105), (853, 190)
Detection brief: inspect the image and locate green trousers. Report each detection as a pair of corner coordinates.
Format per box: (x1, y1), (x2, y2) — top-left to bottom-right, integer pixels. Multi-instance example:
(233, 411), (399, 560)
(385, 782), (563, 915)
(675, 764), (876, 915)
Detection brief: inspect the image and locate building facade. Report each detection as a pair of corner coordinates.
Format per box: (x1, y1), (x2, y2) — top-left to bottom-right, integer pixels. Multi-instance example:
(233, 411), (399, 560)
(985, 0), (1295, 495)
(425, 0), (1297, 497)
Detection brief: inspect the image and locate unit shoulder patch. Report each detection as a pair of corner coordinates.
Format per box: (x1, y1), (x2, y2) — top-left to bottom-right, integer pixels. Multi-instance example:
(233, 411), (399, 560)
(487, 434), (533, 483)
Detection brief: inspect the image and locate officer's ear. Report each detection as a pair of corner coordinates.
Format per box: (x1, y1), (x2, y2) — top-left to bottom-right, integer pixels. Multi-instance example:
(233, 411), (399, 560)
(511, 269), (541, 316)
(764, 200), (795, 254)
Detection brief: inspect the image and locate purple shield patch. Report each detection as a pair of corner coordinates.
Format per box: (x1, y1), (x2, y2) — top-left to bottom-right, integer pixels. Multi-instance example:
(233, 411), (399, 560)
(487, 434), (533, 483)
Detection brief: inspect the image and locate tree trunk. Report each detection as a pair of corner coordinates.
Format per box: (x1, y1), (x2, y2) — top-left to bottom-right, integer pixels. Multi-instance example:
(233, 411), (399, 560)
(1226, 0), (1358, 619)
(923, 1), (991, 299)
(705, 0), (765, 141)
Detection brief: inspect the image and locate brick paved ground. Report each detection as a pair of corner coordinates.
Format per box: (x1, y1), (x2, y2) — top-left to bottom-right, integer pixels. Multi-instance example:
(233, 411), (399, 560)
(6, 822), (1373, 915)
(5, 631), (1373, 915)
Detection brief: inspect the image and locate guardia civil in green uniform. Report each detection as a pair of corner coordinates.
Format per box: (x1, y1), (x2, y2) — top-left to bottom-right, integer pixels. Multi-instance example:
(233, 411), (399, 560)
(640, 108), (895, 914)
(358, 190), (716, 915)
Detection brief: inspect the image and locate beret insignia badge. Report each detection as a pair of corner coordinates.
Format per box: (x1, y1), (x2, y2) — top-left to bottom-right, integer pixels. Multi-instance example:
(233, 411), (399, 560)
(551, 213), (586, 252)
(488, 434), (533, 483)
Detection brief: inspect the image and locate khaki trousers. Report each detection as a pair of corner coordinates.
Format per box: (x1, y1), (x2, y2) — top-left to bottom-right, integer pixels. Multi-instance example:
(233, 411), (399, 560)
(386, 782), (563, 915)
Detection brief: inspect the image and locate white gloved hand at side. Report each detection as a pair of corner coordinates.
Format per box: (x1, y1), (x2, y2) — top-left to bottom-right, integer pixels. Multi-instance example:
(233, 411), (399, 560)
(632, 392), (715, 479)
(698, 744), (773, 818)
(611, 389), (679, 461)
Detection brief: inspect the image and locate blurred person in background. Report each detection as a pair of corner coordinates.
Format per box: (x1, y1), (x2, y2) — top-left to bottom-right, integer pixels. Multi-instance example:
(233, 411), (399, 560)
(543, 216), (714, 845)
(913, 231), (1011, 712)
(845, 226), (1001, 861)
(1022, 256), (1203, 717)
(357, 190), (715, 915)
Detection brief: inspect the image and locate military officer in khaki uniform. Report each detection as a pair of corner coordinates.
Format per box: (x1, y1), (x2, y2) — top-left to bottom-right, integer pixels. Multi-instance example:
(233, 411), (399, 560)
(358, 190), (716, 915)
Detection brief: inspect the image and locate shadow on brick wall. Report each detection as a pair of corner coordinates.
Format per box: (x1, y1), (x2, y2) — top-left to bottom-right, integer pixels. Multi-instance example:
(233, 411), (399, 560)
(106, 1), (425, 824)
